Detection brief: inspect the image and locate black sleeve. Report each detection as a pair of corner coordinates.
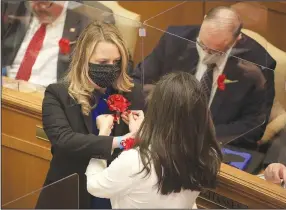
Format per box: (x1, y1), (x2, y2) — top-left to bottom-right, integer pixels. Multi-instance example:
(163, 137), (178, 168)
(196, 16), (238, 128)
(42, 85), (113, 159)
(215, 86), (266, 146)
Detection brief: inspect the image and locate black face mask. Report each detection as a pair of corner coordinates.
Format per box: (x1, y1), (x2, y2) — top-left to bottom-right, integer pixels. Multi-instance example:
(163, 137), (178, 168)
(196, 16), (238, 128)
(88, 63), (121, 88)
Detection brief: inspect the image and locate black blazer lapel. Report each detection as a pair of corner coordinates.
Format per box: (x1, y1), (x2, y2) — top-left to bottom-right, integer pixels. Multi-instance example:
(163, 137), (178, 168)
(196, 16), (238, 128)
(106, 88), (129, 137)
(210, 39), (251, 120)
(66, 94), (93, 133)
(210, 59), (237, 120)
(83, 112), (93, 133)
(210, 85), (225, 122)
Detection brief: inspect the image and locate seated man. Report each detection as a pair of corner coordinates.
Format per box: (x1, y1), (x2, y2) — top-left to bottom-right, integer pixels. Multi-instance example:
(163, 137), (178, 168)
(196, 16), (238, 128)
(132, 6), (276, 149)
(1, 1), (114, 87)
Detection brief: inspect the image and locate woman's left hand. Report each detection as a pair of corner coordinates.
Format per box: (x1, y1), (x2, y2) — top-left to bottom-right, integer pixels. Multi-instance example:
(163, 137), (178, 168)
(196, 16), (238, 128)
(121, 110), (139, 125)
(96, 114), (114, 136)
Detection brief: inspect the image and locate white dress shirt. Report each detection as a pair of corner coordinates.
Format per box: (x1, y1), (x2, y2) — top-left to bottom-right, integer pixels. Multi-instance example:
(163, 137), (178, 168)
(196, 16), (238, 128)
(86, 149), (200, 209)
(195, 54), (229, 106)
(7, 3), (68, 87)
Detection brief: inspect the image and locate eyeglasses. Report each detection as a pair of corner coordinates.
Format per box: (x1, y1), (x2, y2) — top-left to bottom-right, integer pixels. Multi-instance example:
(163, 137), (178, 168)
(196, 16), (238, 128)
(196, 39), (225, 56)
(26, 1), (54, 9)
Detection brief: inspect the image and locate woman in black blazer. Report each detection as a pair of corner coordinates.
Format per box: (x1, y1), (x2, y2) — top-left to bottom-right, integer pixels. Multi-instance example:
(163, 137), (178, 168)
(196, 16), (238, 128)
(36, 21), (144, 209)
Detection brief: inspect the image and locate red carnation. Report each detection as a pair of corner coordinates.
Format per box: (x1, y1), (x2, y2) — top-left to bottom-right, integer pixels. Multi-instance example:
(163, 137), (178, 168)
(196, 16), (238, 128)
(106, 94), (131, 124)
(217, 74), (239, 91)
(107, 94), (130, 112)
(121, 138), (135, 150)
(59, 38), (70, 55)
(217, 74), (226, 91)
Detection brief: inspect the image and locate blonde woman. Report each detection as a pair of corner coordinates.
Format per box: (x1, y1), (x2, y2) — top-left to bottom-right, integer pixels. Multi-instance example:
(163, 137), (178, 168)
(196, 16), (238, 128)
(36, 21), (144, 209)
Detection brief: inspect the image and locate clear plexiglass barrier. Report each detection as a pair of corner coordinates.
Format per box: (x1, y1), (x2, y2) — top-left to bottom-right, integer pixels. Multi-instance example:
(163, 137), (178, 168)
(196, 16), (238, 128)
(2, 1), (286, 208)
(2, 174), (79, 209)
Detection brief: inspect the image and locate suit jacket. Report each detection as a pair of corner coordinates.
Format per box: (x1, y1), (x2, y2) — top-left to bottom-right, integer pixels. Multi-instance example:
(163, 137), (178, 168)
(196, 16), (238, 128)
(36, 82), (144, 209)
(133, 25), (276, 149)
(1, 1), (114, 81)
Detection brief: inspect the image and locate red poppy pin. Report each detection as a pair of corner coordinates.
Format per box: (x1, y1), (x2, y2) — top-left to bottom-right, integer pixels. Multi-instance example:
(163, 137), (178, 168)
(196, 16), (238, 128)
(217, 74), (238, 91)
(106, 94), (131, 124)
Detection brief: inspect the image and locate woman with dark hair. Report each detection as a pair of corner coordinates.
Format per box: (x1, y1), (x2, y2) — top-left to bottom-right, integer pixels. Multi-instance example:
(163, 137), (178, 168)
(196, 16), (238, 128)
(86, 72), (223, 208)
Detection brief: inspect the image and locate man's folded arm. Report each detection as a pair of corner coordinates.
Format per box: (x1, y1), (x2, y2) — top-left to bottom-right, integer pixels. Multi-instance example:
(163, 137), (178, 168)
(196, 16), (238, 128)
(215, 82), (267, 146)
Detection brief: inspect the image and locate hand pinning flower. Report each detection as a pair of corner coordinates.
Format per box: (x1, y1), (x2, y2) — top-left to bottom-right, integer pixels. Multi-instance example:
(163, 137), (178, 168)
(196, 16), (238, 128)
(217, 74), (238, 91)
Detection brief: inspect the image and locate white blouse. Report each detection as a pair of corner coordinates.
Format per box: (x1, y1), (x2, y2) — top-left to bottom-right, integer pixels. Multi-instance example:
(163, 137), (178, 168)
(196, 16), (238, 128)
(85, 149), (199, 209)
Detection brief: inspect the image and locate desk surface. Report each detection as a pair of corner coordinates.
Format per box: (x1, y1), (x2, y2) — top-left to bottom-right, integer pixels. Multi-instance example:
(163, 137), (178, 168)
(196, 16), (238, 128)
(2, 77), (44, 118)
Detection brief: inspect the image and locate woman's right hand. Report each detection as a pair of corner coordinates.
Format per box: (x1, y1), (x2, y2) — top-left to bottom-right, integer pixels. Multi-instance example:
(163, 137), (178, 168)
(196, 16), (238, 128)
(129, 110), (144, 134)
(264, 163), (286, 184)
(96, 114), (114, 136)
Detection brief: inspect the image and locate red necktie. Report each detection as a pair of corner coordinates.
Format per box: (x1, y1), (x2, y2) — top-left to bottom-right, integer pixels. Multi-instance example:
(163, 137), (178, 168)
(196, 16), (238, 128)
(16, 24), (47, 81)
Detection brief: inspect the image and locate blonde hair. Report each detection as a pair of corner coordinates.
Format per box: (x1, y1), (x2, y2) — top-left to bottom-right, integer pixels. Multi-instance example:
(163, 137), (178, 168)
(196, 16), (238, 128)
(64, 21), (134, 116)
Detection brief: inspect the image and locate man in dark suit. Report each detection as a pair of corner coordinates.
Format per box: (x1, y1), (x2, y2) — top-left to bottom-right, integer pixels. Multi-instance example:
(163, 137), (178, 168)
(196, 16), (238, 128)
(1, 1), (114, 87)
(133, 6), (276, 149)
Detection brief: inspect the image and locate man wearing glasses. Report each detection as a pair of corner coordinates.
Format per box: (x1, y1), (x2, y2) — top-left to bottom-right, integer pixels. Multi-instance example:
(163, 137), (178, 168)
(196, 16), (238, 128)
(133, 6), (276, 150)
(2, 1), (114, 87)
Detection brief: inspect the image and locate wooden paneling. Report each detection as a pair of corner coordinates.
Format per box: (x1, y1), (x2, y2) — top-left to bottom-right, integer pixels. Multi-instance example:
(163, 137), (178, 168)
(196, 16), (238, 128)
(1, 85), (50, 208)
(212, 164), (286, 208)
(2, 146), (50, 207)
(119, 1), (204, 65)
(265, 8), (286, 55)
(2, 108), (50, 149)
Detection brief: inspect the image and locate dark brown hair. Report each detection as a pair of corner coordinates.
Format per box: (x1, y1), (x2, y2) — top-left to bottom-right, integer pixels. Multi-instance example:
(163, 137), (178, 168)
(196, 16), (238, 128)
(135, 71), (222, 195)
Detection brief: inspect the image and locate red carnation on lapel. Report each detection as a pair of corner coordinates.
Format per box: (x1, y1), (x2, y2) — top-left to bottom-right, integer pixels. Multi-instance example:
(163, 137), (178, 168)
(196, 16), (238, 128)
(106, 94), (131, 124)
(217, 74), (226, 91)
(217, 74), (238, 91)
(107, 94), (130, 113)
(59, 38), (70, 54)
